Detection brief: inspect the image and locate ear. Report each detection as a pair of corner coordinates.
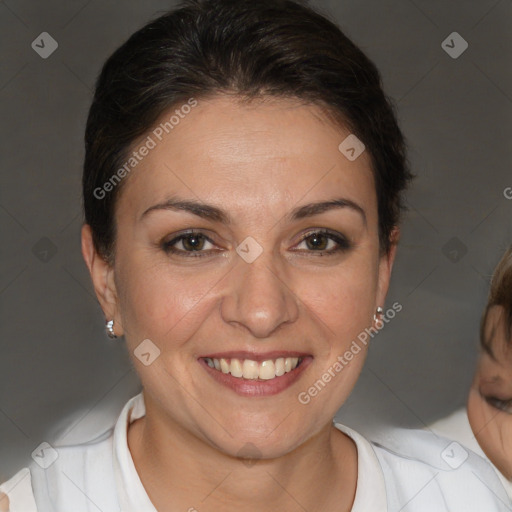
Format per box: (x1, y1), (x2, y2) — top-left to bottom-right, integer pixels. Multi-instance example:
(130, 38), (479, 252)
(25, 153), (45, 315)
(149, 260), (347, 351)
(375, 226), (399, 309)
(81, 224), (124, 336)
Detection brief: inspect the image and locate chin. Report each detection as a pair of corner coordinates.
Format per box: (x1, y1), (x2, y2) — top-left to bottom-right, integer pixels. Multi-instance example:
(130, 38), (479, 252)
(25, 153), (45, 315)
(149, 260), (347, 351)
(200, 418), (310, 461)
(218, 437), (299, 462)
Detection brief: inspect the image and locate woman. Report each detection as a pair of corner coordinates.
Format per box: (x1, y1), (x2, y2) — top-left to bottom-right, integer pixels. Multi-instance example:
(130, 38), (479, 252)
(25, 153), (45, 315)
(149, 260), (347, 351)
(430, 247), (512, 500)
(1, 0), (509, 510)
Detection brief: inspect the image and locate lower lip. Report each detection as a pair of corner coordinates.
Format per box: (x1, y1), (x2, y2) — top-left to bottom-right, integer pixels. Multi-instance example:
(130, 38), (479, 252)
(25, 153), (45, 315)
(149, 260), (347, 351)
(199, 357), (313, 397)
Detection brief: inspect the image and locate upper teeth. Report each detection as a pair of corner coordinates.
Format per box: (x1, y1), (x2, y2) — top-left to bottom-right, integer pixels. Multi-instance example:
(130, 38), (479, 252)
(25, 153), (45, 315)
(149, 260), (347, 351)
(204, 357), (302, 380)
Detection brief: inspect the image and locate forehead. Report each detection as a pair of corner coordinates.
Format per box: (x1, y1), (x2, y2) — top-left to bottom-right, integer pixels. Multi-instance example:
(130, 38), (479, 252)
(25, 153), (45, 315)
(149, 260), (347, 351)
(117, 95), (376, 221)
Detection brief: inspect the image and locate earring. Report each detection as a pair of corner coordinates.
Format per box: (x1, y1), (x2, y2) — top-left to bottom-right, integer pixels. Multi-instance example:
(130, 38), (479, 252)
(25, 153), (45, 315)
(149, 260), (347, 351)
(106, 319), (117, 339)
(373, 306), (384, 322)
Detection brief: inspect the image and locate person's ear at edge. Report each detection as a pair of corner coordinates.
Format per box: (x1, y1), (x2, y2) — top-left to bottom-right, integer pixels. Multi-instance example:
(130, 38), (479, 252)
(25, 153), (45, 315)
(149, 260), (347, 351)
(375, 226), (399, 310)
(81, 224), (124, 337)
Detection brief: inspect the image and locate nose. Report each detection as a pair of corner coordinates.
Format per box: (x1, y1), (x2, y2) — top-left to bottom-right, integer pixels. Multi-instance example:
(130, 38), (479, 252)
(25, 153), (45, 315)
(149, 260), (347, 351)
(220, 251), (299, 339)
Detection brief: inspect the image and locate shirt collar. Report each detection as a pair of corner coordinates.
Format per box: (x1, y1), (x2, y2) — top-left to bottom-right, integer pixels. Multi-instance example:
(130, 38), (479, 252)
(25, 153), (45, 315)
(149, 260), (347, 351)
(112, 392), (387, 511)
(112, 392), (157, 512)
(334, 422), (388, 511)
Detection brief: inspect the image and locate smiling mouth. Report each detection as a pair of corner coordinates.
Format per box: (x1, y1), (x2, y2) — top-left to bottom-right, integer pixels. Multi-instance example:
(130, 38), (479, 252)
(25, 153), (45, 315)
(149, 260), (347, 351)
(202, 356), (305, 381)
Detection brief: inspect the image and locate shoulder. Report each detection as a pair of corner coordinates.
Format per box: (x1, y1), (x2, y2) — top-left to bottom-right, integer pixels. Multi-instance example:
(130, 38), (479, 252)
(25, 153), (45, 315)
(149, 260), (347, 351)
(428, 407), (484, 455)
(0, 431), (117, 512)
(369, 426), (511, 511)
(429, 407), (469, 433)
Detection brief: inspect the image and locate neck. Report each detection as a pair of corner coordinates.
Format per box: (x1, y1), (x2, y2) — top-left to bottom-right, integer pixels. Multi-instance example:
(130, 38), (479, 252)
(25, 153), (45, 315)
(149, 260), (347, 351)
(127, 395), (358, 512)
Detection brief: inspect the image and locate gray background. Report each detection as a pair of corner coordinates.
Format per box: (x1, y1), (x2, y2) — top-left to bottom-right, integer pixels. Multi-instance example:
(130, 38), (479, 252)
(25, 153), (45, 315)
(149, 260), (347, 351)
(1, 0), (511, 479)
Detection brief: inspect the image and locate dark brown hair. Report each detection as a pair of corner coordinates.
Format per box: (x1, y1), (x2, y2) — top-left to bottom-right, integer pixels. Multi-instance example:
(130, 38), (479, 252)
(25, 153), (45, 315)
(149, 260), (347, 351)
(83, 0), (413, 262)
(481, 247), (512, 355)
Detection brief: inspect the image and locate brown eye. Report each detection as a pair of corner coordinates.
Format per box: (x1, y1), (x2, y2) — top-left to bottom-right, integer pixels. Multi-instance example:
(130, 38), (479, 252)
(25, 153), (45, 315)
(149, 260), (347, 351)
(294, 229), (350, 255)
(305, 232), (329, 250)
(180, 234), (207, 251)
(162, 231), (216, 257)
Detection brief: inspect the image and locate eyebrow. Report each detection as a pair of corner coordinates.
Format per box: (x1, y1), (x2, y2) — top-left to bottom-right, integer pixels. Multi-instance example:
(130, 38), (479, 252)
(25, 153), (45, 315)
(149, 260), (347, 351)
(140, 196), (367, 225)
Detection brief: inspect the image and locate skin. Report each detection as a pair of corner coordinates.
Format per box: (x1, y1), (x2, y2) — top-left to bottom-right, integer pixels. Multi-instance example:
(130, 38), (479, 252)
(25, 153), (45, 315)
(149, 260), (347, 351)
(82, 95), (397, 511)
(468, 305), (512, 480)
(0, 492), (8, 512)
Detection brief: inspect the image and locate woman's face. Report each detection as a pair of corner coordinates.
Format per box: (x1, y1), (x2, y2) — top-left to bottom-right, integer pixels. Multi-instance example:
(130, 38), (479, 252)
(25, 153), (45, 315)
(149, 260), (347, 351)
(468, 305), (512, 479)
(83, 95), (395, 458)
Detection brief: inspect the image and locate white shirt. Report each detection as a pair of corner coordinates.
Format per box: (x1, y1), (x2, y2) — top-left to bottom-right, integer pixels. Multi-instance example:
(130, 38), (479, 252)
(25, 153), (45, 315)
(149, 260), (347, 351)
(429, 407), (512, 500)
(1, 393), (510, 511)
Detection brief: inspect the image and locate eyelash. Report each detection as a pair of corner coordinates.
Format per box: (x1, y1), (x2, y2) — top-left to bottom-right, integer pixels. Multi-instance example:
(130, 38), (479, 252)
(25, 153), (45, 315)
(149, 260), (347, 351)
(484, 395), (512, 414)
(161, 229), (351, 258)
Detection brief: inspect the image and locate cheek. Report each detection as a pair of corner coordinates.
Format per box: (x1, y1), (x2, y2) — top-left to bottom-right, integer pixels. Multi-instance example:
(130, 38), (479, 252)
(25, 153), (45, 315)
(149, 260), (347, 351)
(292, 256), (378, 403)
(468, 389), (512, 478)
(298, 255), (378, 338)
(115, 255), (224, 343)
(467, 388), (499, 436)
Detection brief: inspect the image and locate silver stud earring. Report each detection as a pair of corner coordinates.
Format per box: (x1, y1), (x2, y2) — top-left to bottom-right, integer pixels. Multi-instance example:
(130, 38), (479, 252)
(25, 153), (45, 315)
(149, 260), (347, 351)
(373, 306), (384, 322)
(106, 319), (117, 339)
